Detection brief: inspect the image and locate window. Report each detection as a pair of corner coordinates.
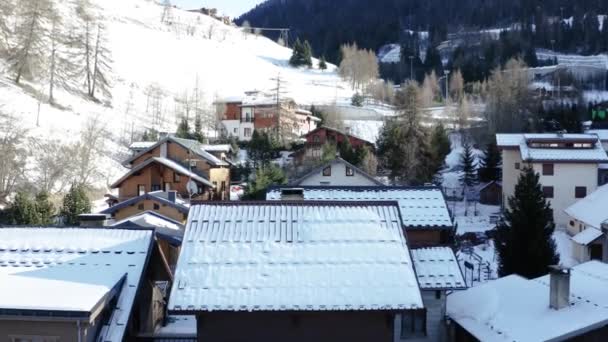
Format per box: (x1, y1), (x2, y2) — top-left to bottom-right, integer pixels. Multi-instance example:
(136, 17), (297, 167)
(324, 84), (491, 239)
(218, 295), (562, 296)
(322, 166), (331, 176)
(137, 203), (144, 210)
(515, 162), (520, 170)
(345, 166), (354, 176)
(151, 184), (161, 191)
(575, 186), (587, 199)
(10, 336), (59, 342)
(138, 184), (146, 196)
(401, 310), (426, 338)
(311, 147), (322, 158)
(174, 172), (181, 182)
(569, 220), (575, 227)
(233, 128), (238, 134)
(313, 135), (320, 143)
(542, 163), (554, 176)
(543, 186), (554, 198)
(164, 183), (171, 191)
(435, 291), (441, 299)
(153, 203), (160, 210)
(244, 128), (253, 137)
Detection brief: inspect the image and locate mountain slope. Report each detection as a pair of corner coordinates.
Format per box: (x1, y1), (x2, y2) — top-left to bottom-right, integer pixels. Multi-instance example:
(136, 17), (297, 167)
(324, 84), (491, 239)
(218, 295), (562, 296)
(0, 0), (354, 189)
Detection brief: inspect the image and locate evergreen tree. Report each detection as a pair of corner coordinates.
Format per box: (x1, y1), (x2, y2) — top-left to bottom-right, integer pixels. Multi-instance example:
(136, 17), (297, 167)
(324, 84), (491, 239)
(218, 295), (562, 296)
(289, 38), (313, 67)
(176, 117), (191, 139)
(338, 135), (366, 166)
(249, 131), (273, 167)
(60, 183), (91, 226)
(319, 56), (327, 70)
(245, 164), (287, 200)
(424, 45), (443, 76)
(377, 82), (434, 185)
(459, 141), (477, 187)
(8, 192), (39, 225)
(302, 40), (313, 67)
(495, 167), (559, 278)
(35, 190), (54, 225)
(430, 122), (451, 175)
(193, 114), (205, 143)
(478, 141), (501, 182)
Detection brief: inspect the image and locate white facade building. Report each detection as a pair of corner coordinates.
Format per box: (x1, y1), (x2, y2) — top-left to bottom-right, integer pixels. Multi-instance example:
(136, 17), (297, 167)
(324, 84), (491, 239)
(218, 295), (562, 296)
(288, 157), (384, 186)
(497, 133), (608, 227)
(565, 184), (608, 262)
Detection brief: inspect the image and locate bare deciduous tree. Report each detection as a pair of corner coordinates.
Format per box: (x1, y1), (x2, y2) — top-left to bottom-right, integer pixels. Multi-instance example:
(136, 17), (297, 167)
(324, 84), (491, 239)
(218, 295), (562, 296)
(449, 69), (465, 103)
(89, 23), (112, 100)
(29, 138), (71, 193)
(421, 71), (441, 107)
(0, 0), (15, 55)
(69, 116), (107, 187)
(0, 110), (27, 203)
(339, 43), (379, 91)
(161, 0), (173, 25)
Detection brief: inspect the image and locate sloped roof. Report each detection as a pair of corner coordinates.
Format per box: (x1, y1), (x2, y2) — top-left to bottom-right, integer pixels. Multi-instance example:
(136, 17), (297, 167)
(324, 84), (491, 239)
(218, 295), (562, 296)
(572, 228), (604, 246)
(411, 247), (466, 290)
(266, 186), (453, 229)
(305, 126), (375, 145)
(0, 228), (153, 342)
(111, 211), (184, 231)
(289, 157), (384, 186)
(447, 261), (608, 342)
(110, 157), (214, 189)
(496, 133), (608, 162)
(124, 136), (228, 167)
(586, 129), (608, 141)
(100, 191), (190, 215)
(168, 202), (423, 313)
(565, 184), (608, 229)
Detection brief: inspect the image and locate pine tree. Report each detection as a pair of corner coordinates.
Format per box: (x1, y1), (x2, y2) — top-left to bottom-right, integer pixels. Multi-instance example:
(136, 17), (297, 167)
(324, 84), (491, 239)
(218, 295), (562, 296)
(289, 38), (304, 66)
(430, 122), (451, 175)
(193, 114), (205, 143)
(60, 183), (91, 226)
(245, 164), (287, 200)
(8, 192), (39, 225)
(459, 141), (477, 187)
(176, 117), (191, 139)
(478, 141), (501, 182)
(302, 40), (313, 67)
(495, 167), (559, 278)
(319, 56), (327, 70)
(35, 190), (54, 225)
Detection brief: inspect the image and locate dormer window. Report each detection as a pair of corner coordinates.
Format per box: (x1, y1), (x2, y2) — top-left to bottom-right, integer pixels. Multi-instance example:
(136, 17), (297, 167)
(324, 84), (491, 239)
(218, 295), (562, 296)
(323, 166), (331, 176)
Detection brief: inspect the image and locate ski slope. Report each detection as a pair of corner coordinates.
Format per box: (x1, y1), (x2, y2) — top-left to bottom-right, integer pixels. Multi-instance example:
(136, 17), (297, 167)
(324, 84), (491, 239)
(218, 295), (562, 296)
(0, 0), (355, 189)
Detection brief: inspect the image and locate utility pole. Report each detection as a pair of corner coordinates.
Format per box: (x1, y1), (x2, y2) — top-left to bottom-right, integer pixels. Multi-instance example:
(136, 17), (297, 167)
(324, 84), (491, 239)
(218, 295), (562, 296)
(269, 73), (288, 143)
(409, 56), (414, 80)
(444, 69), (451, 103)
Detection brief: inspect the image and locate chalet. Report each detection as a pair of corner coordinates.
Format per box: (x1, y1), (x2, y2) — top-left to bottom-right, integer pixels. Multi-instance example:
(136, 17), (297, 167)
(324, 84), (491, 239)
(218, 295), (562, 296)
(497, 133), (608, 227)
(0, 227), (175, 341)
(100, 191), (189, 223)
(447, 262), (608, 342)
(216, 93), (320, 141)
(289, 157), (384, 186)
(296, 126), (375, 164)
(565, 184), (608, 263)
(266, 186), (455, 247)
(168, 201), (424, 342)
(401, 247), (466, 342)
(116, 136), (231, 201)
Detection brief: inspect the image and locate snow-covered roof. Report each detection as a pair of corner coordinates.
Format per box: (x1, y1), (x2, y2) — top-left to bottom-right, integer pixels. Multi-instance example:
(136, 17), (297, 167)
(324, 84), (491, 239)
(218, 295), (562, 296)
(565, 184), (608, 229)
(571, 228), (604, 246)
(201, 144), (232, 153)
(0, 228), (153, 341)
(496, 133), (608, 162)
(101, 191), (190, 215)
(168, 202), (423, 313)
(129, 141), (157, 150)
(447, 261), (608, 342)
(155, 315), (197, 338)
(111, 211), (184, 231)
(266, 186), (453, 229)
(411, 247), (466, 290)
(288, 158), (385, 187)
(124, 136), (228, 167)
(586, 129), (608, 142)
(111, 157), (215, 189)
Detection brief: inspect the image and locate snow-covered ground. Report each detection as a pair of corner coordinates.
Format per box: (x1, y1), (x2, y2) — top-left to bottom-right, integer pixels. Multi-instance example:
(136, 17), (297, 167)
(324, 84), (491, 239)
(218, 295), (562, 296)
(0, 0), (358, 189)
(536, 49), (608, 69)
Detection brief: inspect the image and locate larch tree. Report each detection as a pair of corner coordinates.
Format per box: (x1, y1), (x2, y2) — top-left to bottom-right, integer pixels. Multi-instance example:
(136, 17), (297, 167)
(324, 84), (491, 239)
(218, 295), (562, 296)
(89, 23), (112, 100)
(449, 69), (465, 103)
(9, 0), (54, 84)
(459, 141), (477, 187)
(73, 0), (97, 96)
(0, 0), (14, 55)
(48, 7), (77, 104)
(456, 94), (471, 131)
(421, 71), (441, 107)
(0, 111), (27, 203)
(495, 167), (559, 279)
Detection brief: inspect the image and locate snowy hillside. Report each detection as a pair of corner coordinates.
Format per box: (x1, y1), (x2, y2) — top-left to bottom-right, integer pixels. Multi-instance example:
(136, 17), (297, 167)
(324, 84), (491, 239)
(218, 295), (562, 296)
(0, 0), (355, 189)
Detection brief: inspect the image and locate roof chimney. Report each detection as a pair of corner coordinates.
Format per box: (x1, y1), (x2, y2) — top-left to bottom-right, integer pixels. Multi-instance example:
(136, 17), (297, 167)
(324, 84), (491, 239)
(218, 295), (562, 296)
(549, 265), (570, 310)
(78, 214), (109, 228)
(168, 190), (177, 203)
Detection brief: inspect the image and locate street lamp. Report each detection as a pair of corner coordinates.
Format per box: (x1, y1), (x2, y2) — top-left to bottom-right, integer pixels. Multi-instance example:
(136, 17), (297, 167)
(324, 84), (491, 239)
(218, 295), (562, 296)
(444, 69), (451, 103)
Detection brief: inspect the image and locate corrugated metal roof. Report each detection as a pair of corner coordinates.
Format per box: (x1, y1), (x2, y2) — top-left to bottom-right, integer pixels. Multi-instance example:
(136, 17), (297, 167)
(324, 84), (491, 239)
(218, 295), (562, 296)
(0, 228), (153, 342)
(168, 202), (423, 313)
(411, 247), (466, 290)
(266, 186), (453, 229)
